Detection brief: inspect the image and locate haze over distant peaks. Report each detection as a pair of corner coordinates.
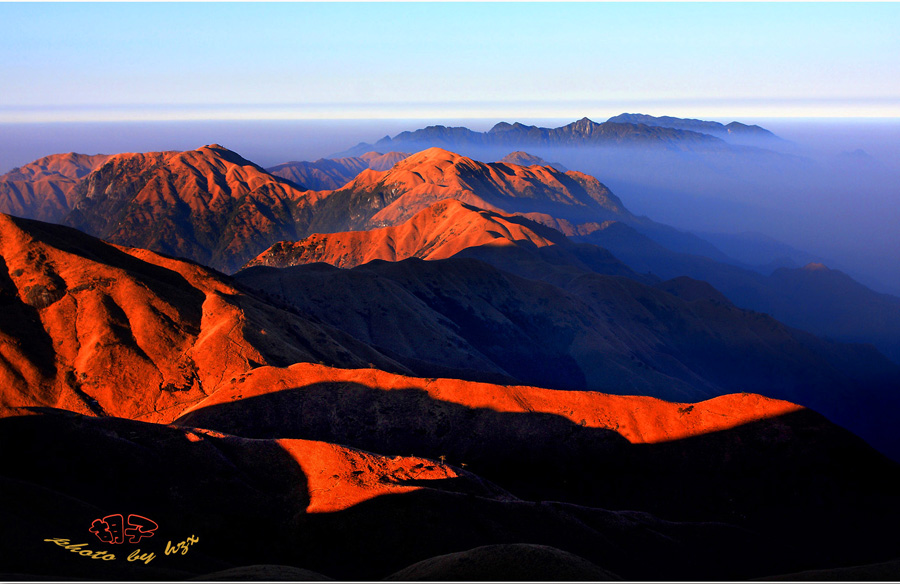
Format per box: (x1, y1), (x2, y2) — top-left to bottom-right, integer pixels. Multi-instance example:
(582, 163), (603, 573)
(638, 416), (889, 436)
(0, 152), (111, 223)
(606, 113), (781, 144)
(334, 116), (733, 158)
(267, 151), (410, 190)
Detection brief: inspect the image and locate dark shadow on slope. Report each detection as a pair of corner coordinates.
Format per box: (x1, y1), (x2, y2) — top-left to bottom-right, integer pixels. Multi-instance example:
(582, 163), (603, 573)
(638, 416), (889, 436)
(0, 256), (58, 379)
(0, 408), (766, 581)
(0, 409), (309, 580)
(236, 253), (900, 459)
(4, 401), (900, 581)
(175, 380), (900, 576)
(294, 487), (763, 581)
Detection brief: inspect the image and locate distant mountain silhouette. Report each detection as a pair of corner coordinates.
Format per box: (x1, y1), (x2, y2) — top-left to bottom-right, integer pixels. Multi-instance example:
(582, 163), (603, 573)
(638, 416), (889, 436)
(267, 151), (409, 190)
(334, 117), (730, 158)
(0, 153), (110, 222)
(606, 113), (780, 144)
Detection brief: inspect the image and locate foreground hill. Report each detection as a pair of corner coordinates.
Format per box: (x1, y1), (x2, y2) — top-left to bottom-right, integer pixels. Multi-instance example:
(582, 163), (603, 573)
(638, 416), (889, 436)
(4, 365), (900, 580)
(236, 256), (900, 458)
(0, 153), (111, 223)
(175, 363), (900, 577)
(2, 213), (900, 579)
(267, 151), (409, 190)
(0, 212), (403, 422)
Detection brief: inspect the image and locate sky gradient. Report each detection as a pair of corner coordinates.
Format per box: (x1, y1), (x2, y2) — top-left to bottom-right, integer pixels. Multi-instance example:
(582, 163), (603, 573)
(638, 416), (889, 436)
(1, 2), (899, 122)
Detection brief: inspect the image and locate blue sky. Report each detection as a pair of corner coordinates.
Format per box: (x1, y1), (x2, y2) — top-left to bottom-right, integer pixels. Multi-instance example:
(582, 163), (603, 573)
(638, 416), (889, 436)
(1, 2), (899, 122)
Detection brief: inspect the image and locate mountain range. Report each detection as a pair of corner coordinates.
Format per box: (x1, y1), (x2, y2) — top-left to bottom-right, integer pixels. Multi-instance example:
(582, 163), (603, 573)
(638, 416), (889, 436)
(2, 122), (900, 579)
(2, 141), (898, 368)
(606, 113), (781, 144)
(335, 116), (739, 159)
(237, 199), (900, 456)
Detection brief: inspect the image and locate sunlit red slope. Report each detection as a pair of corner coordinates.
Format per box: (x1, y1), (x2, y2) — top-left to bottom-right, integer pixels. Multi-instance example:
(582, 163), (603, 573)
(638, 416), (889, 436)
(246, 199), (638, 287)
(306, 147), (632, 233)
(65, 145), (317, 273)
(0, 153), (111, 222)
(181, 362), (806, 445)
(247, 199), (576, 269)
(0, 213), (403, 422)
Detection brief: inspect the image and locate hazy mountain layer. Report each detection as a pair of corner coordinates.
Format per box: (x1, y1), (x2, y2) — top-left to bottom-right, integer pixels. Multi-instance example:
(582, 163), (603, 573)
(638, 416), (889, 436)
(497, 151), (568, 171)
(606, 113), (780, 144)
(267, 151), (409, 190)
(570, 220), (900, 365)
(334, 117), (731, 158)
(0, 153), (111, 223)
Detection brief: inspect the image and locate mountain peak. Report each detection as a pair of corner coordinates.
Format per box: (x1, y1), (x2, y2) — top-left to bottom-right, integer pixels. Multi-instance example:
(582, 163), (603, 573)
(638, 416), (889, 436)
(498, 151), (568, 172)
(803, 262), (830, 272)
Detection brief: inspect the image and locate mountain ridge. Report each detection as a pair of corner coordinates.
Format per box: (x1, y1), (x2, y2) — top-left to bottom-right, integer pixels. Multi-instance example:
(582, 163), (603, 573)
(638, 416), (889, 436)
(0, 152), (111, 223)
(334, 116), (734, 158)
(606, 113), (780, 143)
(266, 151), (410, 190)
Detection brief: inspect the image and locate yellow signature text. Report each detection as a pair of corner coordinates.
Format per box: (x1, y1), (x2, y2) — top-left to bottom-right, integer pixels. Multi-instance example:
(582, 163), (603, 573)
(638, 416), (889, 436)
(127, 549), (156, 564)
(44, 538), (116, 561)
(165, 535), (199, 556)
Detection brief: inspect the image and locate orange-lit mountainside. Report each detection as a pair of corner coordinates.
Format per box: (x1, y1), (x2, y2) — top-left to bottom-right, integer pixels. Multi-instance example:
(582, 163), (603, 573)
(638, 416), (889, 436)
(2, 121), (900, 580)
